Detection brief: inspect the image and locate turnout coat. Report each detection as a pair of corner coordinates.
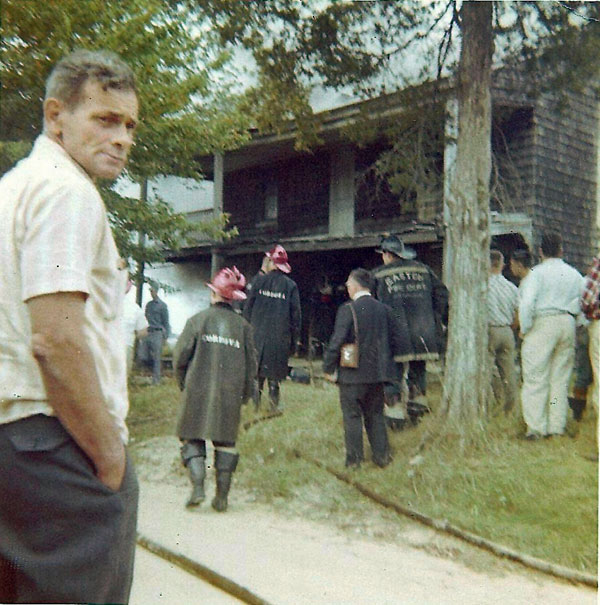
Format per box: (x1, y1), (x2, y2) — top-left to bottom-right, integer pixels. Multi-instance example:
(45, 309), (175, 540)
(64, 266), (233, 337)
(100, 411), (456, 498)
(174, 303), (257, 442)
(323, 294), (403, 384)
(372, 259), (448, 363)
(243, 270), (302, 380)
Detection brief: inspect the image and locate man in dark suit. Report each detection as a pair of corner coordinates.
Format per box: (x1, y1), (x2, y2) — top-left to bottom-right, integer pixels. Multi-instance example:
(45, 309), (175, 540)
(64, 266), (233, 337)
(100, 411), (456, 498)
(323, 268), (404, 468)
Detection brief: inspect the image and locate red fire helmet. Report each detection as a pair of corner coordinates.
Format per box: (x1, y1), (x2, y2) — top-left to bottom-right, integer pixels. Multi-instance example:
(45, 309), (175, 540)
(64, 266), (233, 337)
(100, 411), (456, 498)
(207, 266), (247, 301)
(266, 244), (291, 273)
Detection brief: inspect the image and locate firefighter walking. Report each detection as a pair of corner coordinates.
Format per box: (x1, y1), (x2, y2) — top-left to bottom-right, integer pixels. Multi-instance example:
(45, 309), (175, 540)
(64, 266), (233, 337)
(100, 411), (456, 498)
(174, 267), (257, 512)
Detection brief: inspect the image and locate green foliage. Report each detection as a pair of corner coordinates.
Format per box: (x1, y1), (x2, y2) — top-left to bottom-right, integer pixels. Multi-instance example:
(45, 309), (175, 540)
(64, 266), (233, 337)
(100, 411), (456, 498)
(0, 141), (32, 176)
(1, 0), (251, 166)
(190, 0), (437, 146)
(494, 1), (600, 95)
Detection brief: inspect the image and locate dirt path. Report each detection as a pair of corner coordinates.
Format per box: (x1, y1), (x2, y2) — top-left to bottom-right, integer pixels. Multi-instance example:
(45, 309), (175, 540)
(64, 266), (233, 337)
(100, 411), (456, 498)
(133, 437), (596, 605)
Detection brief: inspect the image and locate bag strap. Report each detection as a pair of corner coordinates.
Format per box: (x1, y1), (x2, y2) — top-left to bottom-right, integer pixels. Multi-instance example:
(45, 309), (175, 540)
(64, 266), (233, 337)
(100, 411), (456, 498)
(348, 302), (359, 344)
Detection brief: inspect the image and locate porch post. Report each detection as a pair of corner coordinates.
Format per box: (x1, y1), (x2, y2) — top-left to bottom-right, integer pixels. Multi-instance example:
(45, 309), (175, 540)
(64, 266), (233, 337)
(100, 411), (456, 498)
(329, 144), (355, 237)
(212, 152), (225, 274)
(442, 97), (458, 285)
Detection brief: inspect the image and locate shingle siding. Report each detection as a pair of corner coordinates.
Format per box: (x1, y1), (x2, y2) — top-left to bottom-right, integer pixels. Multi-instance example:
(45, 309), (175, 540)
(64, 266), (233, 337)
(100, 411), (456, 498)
(532, 87), (598, 270)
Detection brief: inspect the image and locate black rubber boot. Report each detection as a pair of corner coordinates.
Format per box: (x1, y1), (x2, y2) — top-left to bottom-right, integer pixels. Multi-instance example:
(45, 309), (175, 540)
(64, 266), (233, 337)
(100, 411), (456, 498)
(211, 450), (239, 512)
(268, 380), (280, 412)
(568, 397), (586, 422)
(185, 456), (206, 508)
(253, 378), (264, 411)
(181, 440), (207, 508)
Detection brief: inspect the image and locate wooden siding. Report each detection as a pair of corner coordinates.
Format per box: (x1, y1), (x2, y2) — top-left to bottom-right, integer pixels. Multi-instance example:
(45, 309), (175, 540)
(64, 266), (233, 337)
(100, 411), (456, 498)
(532, 88), (598, 269)
(491, 106), (535, 214)
(492, 69), (598, 270)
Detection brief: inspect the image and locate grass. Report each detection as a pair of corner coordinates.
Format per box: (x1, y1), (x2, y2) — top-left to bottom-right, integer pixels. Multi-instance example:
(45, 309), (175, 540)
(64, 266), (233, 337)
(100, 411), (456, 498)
(128, 371), (598, 574)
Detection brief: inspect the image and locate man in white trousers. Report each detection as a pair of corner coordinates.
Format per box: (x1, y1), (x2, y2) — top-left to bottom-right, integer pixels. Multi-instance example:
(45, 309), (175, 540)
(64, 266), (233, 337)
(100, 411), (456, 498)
(519, 230), (585, 439)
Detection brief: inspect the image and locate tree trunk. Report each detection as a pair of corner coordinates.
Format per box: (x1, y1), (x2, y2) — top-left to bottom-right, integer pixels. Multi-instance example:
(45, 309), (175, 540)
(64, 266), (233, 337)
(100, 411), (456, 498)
(440, 2), (493, 439)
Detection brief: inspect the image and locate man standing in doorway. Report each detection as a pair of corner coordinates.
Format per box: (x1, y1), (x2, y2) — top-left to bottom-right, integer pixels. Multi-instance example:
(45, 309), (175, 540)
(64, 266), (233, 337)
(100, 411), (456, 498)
(372, 234), (448, 429)
(0, 50), (139, 604)
(244, 245), (301, 411)
(487, 250), (519, 413)
(145, 285), (170, 385)
(519, 230), (585, 439)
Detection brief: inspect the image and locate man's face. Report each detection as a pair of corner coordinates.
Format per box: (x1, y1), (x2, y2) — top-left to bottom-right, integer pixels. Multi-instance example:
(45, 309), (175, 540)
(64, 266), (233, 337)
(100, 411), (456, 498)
(50, 80), (138, 180)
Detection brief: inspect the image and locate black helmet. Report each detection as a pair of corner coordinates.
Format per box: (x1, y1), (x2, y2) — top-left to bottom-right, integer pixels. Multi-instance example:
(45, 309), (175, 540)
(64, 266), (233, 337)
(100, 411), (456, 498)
(375, 234), (416, 260)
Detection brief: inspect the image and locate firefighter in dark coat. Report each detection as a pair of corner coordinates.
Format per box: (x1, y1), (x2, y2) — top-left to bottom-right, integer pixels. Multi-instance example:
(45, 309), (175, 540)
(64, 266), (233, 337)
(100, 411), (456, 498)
(372, 234), (448, 429)
(243, 245), (302, 411)
(174, 267), (257, 512)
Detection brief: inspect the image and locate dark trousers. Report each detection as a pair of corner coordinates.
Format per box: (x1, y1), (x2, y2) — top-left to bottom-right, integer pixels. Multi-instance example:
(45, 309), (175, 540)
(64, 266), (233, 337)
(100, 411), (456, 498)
(0, 415), (138, 604)
(147, 329), (164, 384)
(408, 360), (427, 396)
(339, 383), (390, 467)
(256, 376), (280, 407)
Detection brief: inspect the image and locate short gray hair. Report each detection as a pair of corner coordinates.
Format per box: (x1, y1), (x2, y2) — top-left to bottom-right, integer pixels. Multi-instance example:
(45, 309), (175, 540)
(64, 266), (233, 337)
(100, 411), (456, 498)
(45, 49), (136, 108)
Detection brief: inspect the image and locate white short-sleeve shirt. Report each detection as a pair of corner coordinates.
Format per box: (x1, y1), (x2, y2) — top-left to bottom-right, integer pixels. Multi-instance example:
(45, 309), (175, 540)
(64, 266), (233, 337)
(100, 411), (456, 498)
(122, 288), (148, 348)
(0, 135), (130, 441)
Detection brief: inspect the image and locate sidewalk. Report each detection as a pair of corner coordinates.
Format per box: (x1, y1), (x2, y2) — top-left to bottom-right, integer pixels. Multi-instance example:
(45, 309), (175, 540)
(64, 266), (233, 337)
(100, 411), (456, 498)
(137, 480), (596, 605)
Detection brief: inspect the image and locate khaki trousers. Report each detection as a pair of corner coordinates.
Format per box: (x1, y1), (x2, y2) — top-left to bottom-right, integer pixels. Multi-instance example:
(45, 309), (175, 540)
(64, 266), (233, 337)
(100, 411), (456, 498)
(488, 326), (518, 411)
(521, 314), (575, 435)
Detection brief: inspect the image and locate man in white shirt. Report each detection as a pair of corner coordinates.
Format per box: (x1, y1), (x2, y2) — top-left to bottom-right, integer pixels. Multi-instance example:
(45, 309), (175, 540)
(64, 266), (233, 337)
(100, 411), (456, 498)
(0, 50), (139, 603)
(519, 231), (585, 439)
(122, 275), (148, 373)
(487, 250), (519, 413)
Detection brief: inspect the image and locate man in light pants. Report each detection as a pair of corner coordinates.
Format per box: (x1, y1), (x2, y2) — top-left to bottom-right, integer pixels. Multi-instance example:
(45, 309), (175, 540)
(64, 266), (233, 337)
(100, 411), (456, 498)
(487, 250), (519, 413)
(519, 230), (585, 439)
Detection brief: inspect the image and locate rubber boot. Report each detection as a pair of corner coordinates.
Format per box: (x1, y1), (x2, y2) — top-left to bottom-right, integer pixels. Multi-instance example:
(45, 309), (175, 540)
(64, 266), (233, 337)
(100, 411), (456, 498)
(185, 456), (206, 508)
(384, 393), (407, 431)
(268, 380), (280, 412)
(211, 450), (239, 512)
(568, 397), (586, 422)
(253, 378), (263, 412)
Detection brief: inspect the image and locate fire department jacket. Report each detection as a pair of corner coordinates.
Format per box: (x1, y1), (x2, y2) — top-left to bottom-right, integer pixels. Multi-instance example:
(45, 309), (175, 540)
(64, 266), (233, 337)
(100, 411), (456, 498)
(243, 269), (302, 380)
(372, 258), (448, 363)
(174, 302), (257, 442)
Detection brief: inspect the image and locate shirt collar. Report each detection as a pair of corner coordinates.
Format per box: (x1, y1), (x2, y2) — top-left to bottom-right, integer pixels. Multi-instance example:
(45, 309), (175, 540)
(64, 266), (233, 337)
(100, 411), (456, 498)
(32, 134), (96, 185)
(352, 290), (371, 301)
